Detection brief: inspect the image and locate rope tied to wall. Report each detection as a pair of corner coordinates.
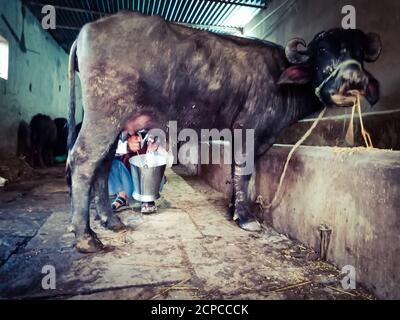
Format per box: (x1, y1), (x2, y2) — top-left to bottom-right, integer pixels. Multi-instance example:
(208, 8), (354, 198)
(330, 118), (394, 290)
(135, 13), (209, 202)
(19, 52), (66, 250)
(256, 92), (374, 212)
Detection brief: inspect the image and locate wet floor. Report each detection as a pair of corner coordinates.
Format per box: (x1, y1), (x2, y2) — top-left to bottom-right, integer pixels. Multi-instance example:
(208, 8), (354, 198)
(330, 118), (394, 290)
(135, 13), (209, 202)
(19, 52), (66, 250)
(0, 166), (373, 299)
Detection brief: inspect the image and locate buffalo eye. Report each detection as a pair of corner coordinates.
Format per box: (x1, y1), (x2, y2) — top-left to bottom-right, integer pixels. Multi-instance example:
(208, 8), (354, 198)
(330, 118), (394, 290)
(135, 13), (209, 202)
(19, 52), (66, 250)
(327, 66), (334, 73)
(318, 47), (326, 54)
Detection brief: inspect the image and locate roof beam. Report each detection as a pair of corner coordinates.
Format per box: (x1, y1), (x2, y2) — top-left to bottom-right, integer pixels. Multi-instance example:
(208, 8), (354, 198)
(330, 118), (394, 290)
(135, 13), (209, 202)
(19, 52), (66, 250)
(179, 23), (243, 34)
(56, 25), (81, 31)
(55, 23), (243, 34)
(26, 0), (268, 16)
(26, 2), (108, 17)
(205, 0), (268, 10)
(25, 0), (262, 49)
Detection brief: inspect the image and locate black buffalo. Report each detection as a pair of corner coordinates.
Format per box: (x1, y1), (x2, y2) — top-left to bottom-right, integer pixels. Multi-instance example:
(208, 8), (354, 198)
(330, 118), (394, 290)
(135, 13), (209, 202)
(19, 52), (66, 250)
(17, 120), (32, 165)
(54, 119), (83, 159)
(30, 114), (57, 168)
(67, 12), (381, 253)
(54, 117), (69, 157)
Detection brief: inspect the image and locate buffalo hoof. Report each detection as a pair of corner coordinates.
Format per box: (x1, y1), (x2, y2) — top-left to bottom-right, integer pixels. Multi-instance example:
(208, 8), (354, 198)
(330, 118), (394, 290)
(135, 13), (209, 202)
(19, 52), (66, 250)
(239, 220), (262, 232)
(101, 215), (126, 232)
(75, 232), (104, 254)
(233, 209), (261, 231)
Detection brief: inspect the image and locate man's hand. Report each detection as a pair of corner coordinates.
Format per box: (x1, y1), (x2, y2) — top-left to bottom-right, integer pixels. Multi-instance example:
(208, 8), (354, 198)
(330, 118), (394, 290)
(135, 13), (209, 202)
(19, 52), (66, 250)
(147, 137), (159, 153)
(127, 135), (141, 153)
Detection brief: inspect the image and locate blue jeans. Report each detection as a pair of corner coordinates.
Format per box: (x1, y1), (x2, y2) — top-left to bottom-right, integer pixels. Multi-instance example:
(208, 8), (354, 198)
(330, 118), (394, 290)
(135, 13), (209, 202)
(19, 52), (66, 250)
(108, 159), (134, 197)
(108, 159), (164, 200)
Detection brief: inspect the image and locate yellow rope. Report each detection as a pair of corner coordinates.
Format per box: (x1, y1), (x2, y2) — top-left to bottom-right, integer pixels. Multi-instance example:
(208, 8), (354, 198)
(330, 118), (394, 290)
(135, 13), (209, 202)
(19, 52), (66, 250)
(345, 97), (356, 145)
(256, 107), (327, 211)
(346, 92), (374, 148)
(355, 93), (374, 148)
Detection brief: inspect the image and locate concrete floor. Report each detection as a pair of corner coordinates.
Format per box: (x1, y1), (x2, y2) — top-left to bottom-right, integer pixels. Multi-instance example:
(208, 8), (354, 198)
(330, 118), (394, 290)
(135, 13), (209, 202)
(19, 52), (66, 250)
(0, 166), (373, 300)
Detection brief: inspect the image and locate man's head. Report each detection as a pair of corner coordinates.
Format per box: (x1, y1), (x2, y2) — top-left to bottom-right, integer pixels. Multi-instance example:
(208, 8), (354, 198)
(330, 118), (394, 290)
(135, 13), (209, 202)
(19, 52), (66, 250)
(278, 28), (381, 107)
(124, 111), (158, 136)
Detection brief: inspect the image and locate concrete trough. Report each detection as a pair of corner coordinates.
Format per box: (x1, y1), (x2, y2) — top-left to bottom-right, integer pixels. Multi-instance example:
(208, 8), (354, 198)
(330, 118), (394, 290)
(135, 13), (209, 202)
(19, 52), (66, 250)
(199, 145), (400, 299)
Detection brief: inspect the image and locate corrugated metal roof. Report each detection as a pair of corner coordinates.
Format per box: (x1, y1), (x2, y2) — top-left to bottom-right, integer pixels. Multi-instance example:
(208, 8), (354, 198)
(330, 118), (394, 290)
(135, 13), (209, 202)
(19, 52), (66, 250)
(23, 0), (268, 52)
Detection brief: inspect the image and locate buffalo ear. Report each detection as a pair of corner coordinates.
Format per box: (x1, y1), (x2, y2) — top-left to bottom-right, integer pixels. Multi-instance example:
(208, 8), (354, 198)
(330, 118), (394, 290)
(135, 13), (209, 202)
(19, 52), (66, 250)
(364, 32), (382, 62)
(278, 65), (312, 85)
(364, 70), (380, 106)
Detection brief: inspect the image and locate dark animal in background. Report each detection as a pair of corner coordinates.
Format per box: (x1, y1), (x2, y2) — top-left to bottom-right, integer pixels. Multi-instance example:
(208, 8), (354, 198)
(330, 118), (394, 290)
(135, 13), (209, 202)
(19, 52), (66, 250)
(75, 122), (82, 138)
(67, 12), (381, 253)
(30, 114), (57, 168)
(53, 119), (83, 160)
(54, 118), (68, 157)
(17, 120), (32, 165)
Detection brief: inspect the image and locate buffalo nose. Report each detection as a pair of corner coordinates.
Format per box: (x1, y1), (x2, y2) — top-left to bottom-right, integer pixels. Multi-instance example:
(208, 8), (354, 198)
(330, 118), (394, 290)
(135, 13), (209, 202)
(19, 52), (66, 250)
(341, 67), (367, 87)
(341, 67), (363, 82)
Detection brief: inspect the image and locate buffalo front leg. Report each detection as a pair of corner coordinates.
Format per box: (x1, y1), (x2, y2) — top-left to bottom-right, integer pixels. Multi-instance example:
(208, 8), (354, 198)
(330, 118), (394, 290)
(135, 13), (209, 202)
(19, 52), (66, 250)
(93, 148), (125, 232)
(69, 122), (120, 253)
(232, 164), (262, 232)
(231, 121), (262, 232)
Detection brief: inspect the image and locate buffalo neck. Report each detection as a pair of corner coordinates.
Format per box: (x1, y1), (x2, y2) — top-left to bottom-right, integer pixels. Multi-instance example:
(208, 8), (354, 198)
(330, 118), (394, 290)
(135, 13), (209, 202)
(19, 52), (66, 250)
(284, 84), (324, 128)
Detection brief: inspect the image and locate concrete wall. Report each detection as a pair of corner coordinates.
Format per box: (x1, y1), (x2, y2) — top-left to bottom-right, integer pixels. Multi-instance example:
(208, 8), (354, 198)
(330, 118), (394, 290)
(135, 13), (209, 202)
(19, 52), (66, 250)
(245, 0), (400, 114)
(199, 146), (400, 299)
(0, 0), (83, 159)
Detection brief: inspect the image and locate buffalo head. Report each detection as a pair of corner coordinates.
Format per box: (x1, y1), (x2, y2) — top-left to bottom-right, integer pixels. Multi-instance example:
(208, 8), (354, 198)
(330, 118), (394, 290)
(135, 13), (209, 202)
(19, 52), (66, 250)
(278, 28), (381, 107)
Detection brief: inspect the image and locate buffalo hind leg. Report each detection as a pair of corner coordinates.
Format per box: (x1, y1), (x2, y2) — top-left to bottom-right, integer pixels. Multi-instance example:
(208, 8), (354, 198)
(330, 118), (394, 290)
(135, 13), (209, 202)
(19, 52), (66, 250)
(93, 146), (125, 232)
(37, 145), (45, 168)
(69, 122), (120, 253)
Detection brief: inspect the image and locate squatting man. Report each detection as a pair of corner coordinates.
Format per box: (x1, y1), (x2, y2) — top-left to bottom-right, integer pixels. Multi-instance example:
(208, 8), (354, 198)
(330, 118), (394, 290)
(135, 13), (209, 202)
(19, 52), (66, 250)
(108, 114), (254, 213)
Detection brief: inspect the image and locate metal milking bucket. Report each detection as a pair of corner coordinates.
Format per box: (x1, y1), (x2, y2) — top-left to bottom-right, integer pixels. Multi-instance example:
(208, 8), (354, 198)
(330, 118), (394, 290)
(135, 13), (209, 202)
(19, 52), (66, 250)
(129, 153), (167, 202)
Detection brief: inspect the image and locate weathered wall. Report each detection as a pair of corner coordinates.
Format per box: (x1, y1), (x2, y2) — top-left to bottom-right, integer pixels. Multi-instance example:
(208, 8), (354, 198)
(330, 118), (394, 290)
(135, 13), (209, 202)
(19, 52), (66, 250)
(199, 146), (400, 299)
(245, 0), (400, 114)
(0, 0), (83, 159)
